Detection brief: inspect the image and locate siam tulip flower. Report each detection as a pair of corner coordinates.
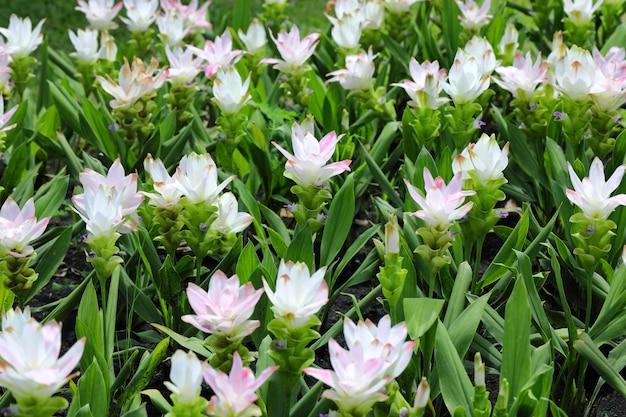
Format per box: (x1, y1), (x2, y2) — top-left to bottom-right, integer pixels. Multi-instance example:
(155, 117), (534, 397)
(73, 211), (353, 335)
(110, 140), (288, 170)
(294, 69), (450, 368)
(189, 30), (245, 78)
(160, 0), (211, 31)
(72, 159), (144, 237)
(343, 315), (415, 379)
(238, 19), (267, 54)
(157, 9), (190, 47)
(120, 0), (160, 32)
(464, 36), (497, 77)
(0, 198), (49, 257)
(328, 14), (363, 51)
(592, 46), (626, 79)
(211, 192), (254, 235)
(0, 52), (11, 88)
(262, 259), (329, 330)
(364, 0), (386, 29)
(405, 168), (475, 228)
(392, 58), (449, 109)
(98, 31), (118, 62)
(327, 47), (378, 92)
(212, 68), (252, 115)
(563, 0), (604, 25)
(384, 0), (425, 13)
(553, 45), (596, 100)
(493, 52), (548, 99)
(182, 271), (263, 339)
(0, 99), (18, 134)
(68, 28), (100, 64)
(261, 25), (320, 74)
(304, 339), (391, 416)
(452, 133), (510, 184)
(174, 152), (235, 205)
(589, 47), (626, 112)
(566, 158), (626, 221)
(498, 24), (519, 56)
(76, 0), (123, 30)
(164, 350), (205, 403)
(165, 45), (202, 85)
(0, 15), (45, 59)
(442, 50), (490, 104)
(0, 307), (85, 406)
(203, 352), (278, 417)
(96, 56), (168, 109)
(143, 154), (183, 208)
(272, 119), (352, 187)
(333, 0), (366, 20)
(456, 0), (493, 31)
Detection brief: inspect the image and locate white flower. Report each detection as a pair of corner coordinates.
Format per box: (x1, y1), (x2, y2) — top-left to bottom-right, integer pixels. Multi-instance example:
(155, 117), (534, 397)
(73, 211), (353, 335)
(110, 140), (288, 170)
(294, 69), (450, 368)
(463, 36), (497, 76)
(262, 260), (329, 329)
(212, 193), (254, 235)
(0, 308), (85, 404)
(392, 58), (449, 109)
(554, 45), (595, 100)
(452, 133), (509, 184)
(498, 24), (518, 55)
(98, 31), (118, 62)
(566, 158), (626, 221)
(143, 154), (183, 208)
(494, 52), (548, 99)
(174, 152), (235, 204)
(157, 9), (190, 47)
(0, 198), (50, 257)
(456, 0), (492, 30)
(0, 52), (11, 87)
(238, 19), (267, 54)
(328, 14), (363, 50)
(165, 45), (202, 84)
(212, 68), (251, 114)
(69, 29), (100, 64)
(327, 47), (378, 92)
(164, 350), (205, 403)
(121, 0), (160, 32)
(384, 0), (426, 13)
(76, 0), (123, 30)
(0, 99), (18, 133)
(364, 0), (386, 29)
(564, 0), (603, 25)
(442, 50), (490, 104)
(589, 47), (626, 112)
(0, 15), (45, 59)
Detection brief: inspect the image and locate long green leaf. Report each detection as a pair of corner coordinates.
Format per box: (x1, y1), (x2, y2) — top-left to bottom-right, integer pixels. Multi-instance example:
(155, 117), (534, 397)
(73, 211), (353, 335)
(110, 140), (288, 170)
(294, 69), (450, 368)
(321, 174), (355, 266)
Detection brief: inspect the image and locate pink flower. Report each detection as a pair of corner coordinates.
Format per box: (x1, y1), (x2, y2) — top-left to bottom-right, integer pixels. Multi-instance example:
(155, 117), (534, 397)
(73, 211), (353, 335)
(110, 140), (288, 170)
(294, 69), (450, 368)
(494, 52), (548, 99)
(272, 118), (351, 187)
(96, 57), (167, 109)
(182, 271), (263, 339)
(0, 99), (18, 133)
(0, 307), (85, 403)
(405, 168), (475, 228)
(203, 352), (277, 417)
(262, 259), (329, 329)
(189, 30), (244, 78)
(304, 339), (391, 415)
(0, 198), (49, 257)
(392, 58), (449, 109)
(261, 25), (319, 74)
(566, 157), (626, 221)
(327, 47), (378, 92)
(456, 0), (493, 30)
(160, 0), (211, 31)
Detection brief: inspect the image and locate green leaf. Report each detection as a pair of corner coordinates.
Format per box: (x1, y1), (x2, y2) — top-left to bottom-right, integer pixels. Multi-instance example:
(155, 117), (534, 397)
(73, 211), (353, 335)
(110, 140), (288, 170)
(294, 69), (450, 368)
(283, 226), (314, 271)
(443, 262), (472, 327)
(151, 323), (211, 358)
(358, 141), (403, 208)
(140, 390), (171, 414)
(500, 276), (532, 406)
(321, 174), (355, 266)
(574, 333), (626, 397)
(72, 359), (108, 417)
(33, 172), (68, 218)
(236, 242), (261, 284)
(448, 294), (489, 357)
(404, 298), (445, 340)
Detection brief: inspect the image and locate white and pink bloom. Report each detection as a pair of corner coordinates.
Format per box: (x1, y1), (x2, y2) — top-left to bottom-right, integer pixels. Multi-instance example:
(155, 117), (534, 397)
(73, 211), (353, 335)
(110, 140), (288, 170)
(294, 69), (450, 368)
(0, 307), (85, 404)
(97, 56), (168, 109)
(143, 154), (183, 208)
(392, 58), (449, 109)
(165, 45), (203, 84)
(0, 15), (45, 59)
(261, 25), (320, 74)
(72, 159), (144, 238)
(120, 0), (160, 32)
(174, 152), (235, 204)
(211, 193), (254, 235)
(327, 47), (378, 92)
(157, 9), (189, 47)
(494, 52), (548, 99)
(160, 0), (211, 31)
(0, 99), (18, 134)
(442, 49), (490, 104)
(589, 47), (626, 112)
(262, 260), (329, 329)
(0, 198), (49, 257)
(405, 168), (475, 228)
(563, 0), (603, 25)
(452, 133), (510, 184)
(68, 28), (100, 64)
(566, 158), (626, 221)
(0, 52), (11, 88)
(212, 68), (251, 114)
(272, 118), (351, 187)
(189, 30), (245, 78)
(203, 351), (277, 417)
(76, 0), (123, 30)
(182, 271), (262, 339)
(164, 350), (205, 403)
(456, 0), (492, 30)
